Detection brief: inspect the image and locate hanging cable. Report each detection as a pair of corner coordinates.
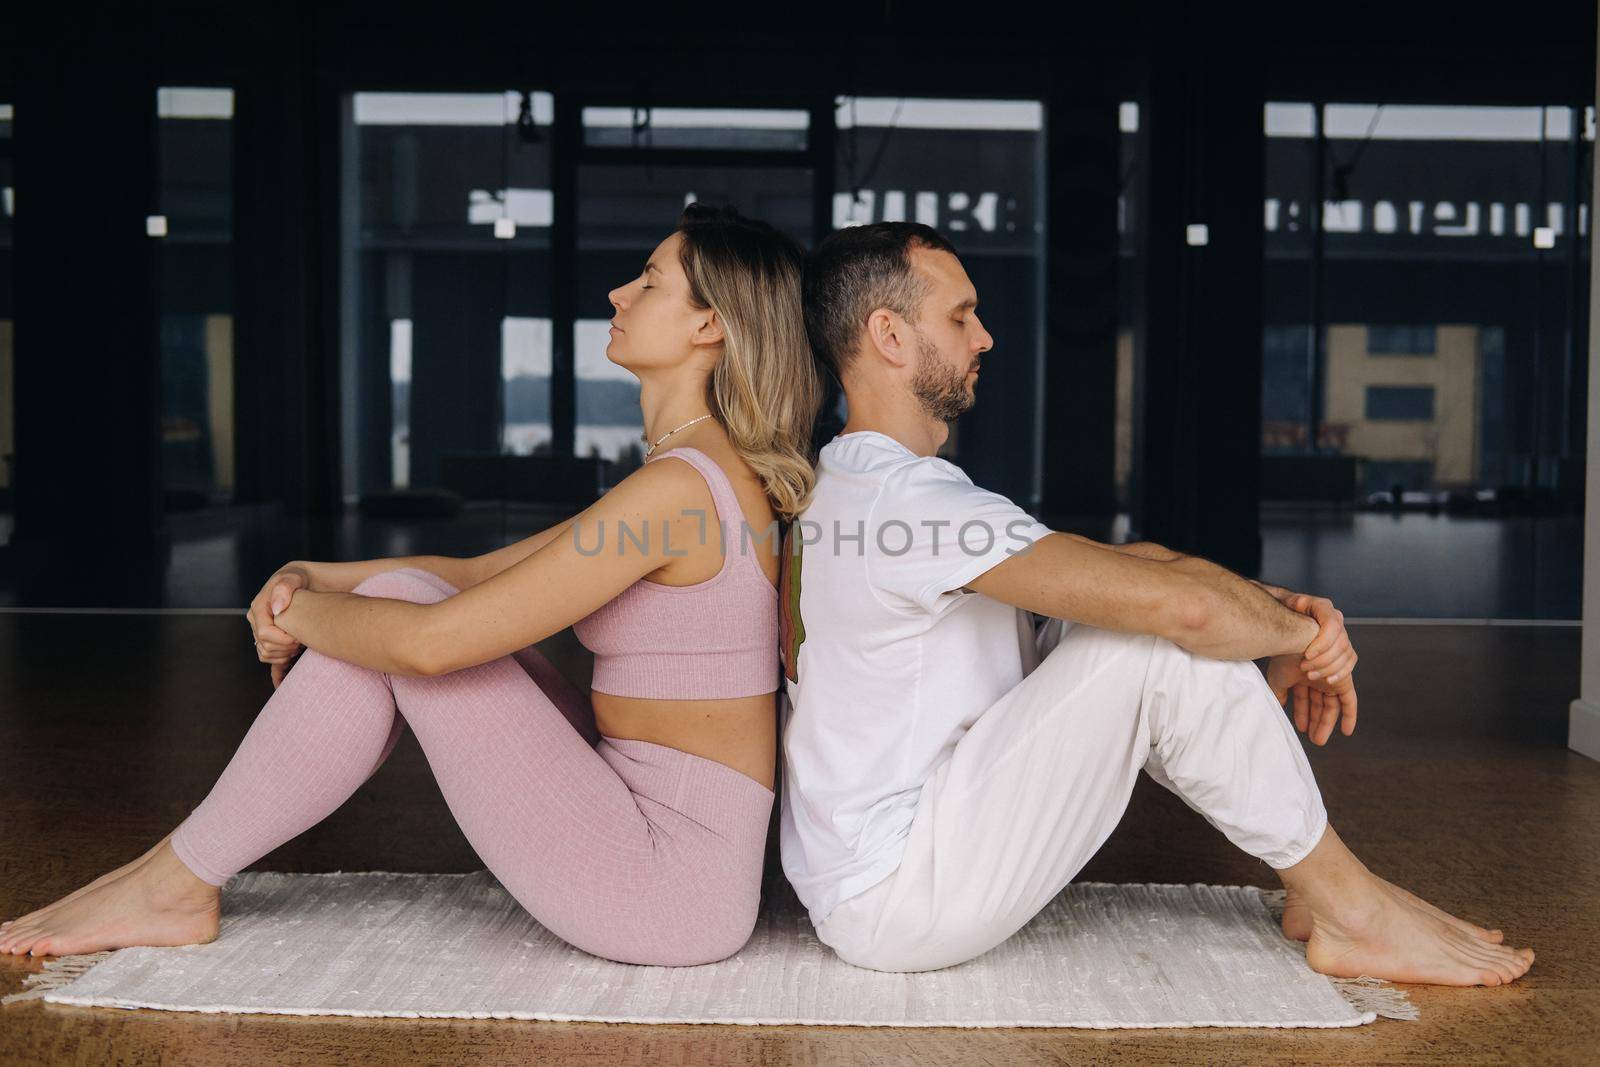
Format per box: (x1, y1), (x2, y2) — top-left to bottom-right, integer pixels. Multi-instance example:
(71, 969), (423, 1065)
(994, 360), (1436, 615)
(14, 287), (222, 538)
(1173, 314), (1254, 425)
(1328, 103), (1383, 203)
(515, 90), (543, 145)
(846, 96), (905, 204)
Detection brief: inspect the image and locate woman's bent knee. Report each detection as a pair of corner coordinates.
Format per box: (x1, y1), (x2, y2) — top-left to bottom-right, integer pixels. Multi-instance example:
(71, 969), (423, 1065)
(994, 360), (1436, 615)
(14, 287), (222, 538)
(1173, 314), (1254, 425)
(351, 567), (455, 602)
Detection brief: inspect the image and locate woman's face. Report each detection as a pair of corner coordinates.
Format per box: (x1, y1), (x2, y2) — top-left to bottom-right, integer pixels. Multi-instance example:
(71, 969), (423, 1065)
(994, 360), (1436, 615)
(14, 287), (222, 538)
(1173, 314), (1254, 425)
(606, 231), (721, 373)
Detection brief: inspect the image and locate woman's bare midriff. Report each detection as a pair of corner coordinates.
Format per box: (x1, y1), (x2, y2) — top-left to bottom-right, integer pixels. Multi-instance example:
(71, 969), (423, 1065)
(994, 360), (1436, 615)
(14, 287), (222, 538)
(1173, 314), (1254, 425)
(591, 691), (778, 791)
(583, 436), (780, 792)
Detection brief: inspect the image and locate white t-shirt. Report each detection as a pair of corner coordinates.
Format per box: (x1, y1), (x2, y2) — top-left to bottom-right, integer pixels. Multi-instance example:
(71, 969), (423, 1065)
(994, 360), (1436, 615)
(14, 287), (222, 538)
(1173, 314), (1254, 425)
(777, 429), (1056, 927)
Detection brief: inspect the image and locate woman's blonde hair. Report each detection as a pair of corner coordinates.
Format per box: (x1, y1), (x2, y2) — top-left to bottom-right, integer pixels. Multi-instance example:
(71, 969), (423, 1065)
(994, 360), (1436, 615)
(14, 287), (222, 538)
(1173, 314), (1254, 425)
(675, 203), (822, 523)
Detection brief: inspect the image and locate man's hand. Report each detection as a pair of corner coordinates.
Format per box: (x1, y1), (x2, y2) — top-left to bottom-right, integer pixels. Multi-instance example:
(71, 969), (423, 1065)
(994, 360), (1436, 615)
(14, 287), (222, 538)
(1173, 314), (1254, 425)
(1260, 592), (1359, 745)
(1266, 653), (1358, 744)
(1249, 582), (1357, 684)
(1282, 593), (1357, 684)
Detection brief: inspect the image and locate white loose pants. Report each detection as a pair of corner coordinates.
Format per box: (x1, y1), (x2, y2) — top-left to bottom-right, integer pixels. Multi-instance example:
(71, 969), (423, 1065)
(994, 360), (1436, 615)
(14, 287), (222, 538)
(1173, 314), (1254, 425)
(813, 616), (1329, 973)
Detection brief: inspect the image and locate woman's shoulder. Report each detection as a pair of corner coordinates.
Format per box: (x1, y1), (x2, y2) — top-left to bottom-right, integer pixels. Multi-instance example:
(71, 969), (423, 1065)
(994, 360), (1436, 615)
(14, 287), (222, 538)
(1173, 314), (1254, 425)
(607, 448), (715, 511)
(654, 441), (761, 492)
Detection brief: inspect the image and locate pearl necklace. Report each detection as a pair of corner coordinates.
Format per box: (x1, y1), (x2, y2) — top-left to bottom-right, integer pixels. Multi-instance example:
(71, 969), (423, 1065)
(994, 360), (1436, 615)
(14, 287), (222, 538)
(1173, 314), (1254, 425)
(642, 413), (714, 458)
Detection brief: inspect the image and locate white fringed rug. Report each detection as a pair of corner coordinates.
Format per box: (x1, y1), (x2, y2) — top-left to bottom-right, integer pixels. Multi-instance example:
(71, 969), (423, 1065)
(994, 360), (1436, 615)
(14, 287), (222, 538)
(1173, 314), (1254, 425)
(3, 871), (1413, 1028)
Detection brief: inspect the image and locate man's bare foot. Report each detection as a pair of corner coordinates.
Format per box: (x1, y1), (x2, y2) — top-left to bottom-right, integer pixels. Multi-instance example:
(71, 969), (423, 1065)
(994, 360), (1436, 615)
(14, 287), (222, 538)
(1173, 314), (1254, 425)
(0, 839), (219, 957)
(1303, 880), (1533, 986)
(1281, 880), (1504, 944)
(1280, 823), (1531, 986)
(1, 831), (176, 934)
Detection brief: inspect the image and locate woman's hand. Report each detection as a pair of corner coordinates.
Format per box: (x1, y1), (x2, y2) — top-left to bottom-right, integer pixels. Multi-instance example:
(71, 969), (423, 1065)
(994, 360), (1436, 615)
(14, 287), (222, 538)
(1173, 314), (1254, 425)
(247, 564), (311, 689)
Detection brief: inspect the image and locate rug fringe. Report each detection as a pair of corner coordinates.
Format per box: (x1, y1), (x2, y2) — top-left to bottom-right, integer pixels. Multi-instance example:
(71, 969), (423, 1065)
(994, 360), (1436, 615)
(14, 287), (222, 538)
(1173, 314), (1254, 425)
(1328, 975), (1420, 1021)
(1, 951), (113, 1006)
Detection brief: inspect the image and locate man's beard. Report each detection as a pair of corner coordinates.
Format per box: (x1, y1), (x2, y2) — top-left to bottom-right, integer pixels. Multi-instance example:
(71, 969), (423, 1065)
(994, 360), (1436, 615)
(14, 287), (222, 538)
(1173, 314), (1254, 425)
(910, 329), (977, 423)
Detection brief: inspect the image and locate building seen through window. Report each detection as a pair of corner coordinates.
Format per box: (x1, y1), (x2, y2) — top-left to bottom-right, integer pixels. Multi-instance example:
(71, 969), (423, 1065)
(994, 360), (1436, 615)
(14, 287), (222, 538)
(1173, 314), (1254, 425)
(1264, 103), (1591, 499)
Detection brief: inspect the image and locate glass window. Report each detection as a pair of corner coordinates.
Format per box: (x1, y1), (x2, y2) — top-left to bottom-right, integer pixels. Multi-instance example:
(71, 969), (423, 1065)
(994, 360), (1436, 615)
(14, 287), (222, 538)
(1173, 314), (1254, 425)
(156, 88), (234, 511)
(343, 91), (554, 495)
(581, 107), (809, 151)
(1265, 102), (1590, 496)
(1262, 103), (1319, 457)
(1262, 324), (1313, 449)
(1117, 100), (1140, 515)
(1263, 101), (1589, 619)
(0, 102), (12, 548)
(833, 96), (1046, 507)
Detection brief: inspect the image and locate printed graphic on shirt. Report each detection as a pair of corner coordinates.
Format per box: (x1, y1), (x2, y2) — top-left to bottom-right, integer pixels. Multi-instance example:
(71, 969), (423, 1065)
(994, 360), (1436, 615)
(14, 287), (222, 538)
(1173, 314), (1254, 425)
(779, 522), (805, 683)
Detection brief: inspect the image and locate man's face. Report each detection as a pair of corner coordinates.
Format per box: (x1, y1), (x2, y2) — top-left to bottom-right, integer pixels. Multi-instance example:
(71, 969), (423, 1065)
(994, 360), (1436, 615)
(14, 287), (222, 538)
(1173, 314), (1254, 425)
(904, 246), (994, 423)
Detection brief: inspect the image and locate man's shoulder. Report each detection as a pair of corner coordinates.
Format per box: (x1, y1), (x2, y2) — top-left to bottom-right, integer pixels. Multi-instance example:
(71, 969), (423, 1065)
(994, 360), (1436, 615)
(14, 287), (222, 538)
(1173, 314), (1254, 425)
(820, 437), (966, 484)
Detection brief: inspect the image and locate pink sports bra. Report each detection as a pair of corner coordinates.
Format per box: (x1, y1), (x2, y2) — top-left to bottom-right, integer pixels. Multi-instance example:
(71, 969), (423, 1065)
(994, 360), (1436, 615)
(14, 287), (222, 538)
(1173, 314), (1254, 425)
(571, 446), (782, 700)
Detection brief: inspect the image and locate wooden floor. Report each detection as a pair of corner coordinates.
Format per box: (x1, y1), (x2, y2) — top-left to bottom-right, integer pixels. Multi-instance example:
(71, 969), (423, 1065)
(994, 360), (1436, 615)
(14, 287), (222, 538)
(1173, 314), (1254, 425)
(0, 617), (1595, 1065)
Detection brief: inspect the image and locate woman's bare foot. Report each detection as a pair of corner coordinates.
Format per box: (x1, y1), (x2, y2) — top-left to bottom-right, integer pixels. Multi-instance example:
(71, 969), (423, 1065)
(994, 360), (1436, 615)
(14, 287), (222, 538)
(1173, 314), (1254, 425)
(1280, 879), (1503, 944)
(0, 839), (219, 957)
(1, 831), (176, 934)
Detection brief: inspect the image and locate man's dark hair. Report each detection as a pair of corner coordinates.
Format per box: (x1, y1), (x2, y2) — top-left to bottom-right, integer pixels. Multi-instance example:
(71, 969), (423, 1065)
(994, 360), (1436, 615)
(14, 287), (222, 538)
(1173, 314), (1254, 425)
(802, 222), (959, 383)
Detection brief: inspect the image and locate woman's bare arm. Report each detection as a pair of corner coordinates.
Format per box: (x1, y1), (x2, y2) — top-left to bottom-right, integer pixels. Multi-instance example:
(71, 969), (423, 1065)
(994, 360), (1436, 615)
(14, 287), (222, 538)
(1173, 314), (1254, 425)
(468, 517), (580, 583)
(295, 556), (482, 594)
(292, 518), (580, 596)
(273, 462), (709, 678)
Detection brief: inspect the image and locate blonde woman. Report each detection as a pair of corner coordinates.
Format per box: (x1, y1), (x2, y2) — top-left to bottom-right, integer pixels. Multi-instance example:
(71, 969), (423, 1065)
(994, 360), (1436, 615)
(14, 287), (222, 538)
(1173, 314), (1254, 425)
(1, 203), (821, 967)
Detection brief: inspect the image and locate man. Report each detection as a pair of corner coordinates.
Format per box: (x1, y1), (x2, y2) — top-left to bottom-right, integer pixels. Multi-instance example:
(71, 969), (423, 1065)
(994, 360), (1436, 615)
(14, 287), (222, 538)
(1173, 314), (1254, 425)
(775, 222), (1532, 985)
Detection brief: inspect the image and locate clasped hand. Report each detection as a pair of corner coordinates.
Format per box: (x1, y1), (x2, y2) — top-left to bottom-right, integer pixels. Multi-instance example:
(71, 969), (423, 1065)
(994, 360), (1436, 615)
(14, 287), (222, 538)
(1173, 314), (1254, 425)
(246, 564), (309, 690)
(1265, 593), (1359, 746)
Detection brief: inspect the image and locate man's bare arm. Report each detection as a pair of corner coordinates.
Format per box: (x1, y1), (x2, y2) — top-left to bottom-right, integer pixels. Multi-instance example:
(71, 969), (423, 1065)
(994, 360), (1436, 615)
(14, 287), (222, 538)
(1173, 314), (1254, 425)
(1249, 577), (1295, 601)
(1065, 535), (1298, 601)
(968, 533), (1317, 661)
(1155, 552), (1316, 659)
(1055, 533), (1182, 562)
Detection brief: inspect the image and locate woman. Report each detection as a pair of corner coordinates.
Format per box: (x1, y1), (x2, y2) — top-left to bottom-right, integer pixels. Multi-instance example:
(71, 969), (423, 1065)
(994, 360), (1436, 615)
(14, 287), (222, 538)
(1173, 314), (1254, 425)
(1, 203), (822, 967)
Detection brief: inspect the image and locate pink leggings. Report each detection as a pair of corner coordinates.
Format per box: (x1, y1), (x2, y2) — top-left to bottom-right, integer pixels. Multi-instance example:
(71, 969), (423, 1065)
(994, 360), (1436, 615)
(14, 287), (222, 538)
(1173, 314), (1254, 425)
(169, 567), (775, 966)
